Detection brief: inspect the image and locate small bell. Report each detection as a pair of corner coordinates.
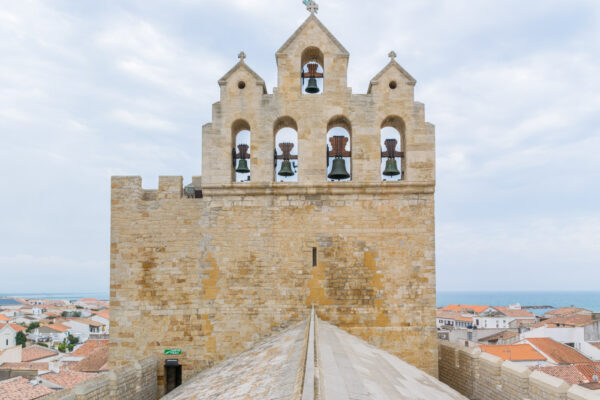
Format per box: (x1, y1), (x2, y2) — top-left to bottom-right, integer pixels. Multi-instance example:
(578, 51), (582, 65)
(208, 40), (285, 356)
(328, 158), (350, 180)
(305, 77), (320, 94)
(278, 160), (295, 177)
(383, 158), (400, 176)
(235, 158), (250, 173)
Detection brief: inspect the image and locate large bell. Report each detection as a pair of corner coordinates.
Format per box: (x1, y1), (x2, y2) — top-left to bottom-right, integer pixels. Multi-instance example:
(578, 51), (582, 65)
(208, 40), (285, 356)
(328, 158), (350, 180)
(278, 160), (295, 177)
(305, 77), (320, 94)
(235, 159), (250, 173)
(383, 158), (400, 176)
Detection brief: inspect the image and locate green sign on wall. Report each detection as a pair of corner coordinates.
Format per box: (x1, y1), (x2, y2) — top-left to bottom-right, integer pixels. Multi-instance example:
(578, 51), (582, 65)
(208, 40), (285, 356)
(164, 349), (182, 355)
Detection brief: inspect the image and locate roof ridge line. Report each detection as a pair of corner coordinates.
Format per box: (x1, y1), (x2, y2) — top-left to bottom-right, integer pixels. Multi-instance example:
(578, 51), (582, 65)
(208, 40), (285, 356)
(300, 307), (317, 400)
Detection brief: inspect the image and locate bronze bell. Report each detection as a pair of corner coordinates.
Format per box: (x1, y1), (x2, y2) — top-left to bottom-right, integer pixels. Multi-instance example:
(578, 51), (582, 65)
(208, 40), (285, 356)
(305, 77), (319, 94)
(278, 160), (295, 177)
(235, 158), (250, 173)
(328, 158), (350, 180)
(383, 158), (400, 176)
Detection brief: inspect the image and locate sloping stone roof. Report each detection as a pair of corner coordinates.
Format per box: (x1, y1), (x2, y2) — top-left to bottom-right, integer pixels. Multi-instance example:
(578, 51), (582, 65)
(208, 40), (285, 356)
(276, 14), (349, 57)
(162, 310), (466, 400)
(368, 60), (416, 93)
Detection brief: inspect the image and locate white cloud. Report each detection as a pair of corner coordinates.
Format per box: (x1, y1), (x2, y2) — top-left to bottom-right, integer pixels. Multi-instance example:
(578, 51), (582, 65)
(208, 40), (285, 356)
(0, 0), (598, 293)
(111, 109), (177, 132)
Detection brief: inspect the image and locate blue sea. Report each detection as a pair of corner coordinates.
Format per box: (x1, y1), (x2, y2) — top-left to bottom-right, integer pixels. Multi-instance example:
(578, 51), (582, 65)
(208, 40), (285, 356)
(437, 291), (600, 315)
(0, 292), (109, 301)
(1, 291), (598, 314)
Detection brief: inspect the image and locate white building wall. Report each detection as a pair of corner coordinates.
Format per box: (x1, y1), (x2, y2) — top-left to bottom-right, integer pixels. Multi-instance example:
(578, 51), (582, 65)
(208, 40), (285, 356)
(521, 326), (584, 344)
(579, 342), (600, 361)
(90, 315), (109, 334)
(0, 327), (16, 350)
(63, 321), (90, 342)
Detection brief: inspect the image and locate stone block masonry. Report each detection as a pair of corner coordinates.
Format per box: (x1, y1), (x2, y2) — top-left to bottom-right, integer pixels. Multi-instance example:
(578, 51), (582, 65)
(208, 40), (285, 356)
(39, 356), (157, 400)
(439, 341), (600, 400)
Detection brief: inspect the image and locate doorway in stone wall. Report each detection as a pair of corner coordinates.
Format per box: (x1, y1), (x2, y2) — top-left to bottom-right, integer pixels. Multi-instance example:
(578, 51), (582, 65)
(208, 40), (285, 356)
(165, 359), (182, 394)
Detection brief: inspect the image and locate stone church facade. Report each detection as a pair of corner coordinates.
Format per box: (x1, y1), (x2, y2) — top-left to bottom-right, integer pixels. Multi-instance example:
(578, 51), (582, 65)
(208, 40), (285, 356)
(110, 13), (436, 395)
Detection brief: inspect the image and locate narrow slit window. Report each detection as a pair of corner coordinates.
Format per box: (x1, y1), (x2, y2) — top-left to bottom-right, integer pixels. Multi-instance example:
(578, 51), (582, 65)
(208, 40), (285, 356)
(312, 247), (317, 267)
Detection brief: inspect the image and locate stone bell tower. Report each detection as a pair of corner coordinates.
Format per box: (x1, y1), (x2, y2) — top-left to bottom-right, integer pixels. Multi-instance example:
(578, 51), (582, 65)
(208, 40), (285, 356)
(110, 9), (436, 396)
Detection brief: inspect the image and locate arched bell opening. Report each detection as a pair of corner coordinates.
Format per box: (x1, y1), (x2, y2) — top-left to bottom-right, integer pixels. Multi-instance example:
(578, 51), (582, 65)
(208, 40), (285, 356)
(380, 116), (405, 181)
(231, 119), (251, 183)
(326, 116), (352, 182)
(273, 116), (299, 182)
(301, 47), (324, 94)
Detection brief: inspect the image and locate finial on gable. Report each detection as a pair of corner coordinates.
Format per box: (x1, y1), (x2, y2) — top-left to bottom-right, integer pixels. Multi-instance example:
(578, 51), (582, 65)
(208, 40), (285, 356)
(388, 51), (397, 61)
(238, 51), (246, 62)
(303, 0), (319, 14)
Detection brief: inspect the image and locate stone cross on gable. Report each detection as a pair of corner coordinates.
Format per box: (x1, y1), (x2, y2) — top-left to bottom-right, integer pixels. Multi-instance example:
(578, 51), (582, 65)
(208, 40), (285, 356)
(388, 51), (397, 61)
(304, 0), (319, 14)
(238, 51), (246, 62)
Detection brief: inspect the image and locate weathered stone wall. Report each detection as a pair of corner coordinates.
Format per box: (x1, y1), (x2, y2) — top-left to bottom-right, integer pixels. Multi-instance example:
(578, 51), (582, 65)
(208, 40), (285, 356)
(439, 341), (600, 400)
(111, 178), (437, 394)
(110, 14), (437, 396)
(39, 356), (157, 400)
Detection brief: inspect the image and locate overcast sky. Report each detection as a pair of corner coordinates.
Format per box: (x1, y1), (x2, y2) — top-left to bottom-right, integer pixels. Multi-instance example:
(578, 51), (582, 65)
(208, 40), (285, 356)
(1, 0), (599, 294)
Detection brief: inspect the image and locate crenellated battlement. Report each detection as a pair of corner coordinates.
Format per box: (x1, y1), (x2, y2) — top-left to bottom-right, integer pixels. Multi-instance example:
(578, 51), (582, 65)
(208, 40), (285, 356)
(439, 341), (600, 400)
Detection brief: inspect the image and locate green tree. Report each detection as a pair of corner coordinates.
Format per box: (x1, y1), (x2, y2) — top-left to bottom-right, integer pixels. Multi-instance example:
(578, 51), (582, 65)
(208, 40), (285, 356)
(58, 341), (66, 353)
(72, 311), (81, 318)
(67, 334), (79, 345)
(16, 331), (27, 348)
(26, 322), (39, 333)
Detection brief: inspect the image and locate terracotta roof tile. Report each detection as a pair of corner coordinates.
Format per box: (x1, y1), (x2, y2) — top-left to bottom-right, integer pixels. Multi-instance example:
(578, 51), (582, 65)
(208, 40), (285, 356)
(441, 304), (491, 314)
(531, 314), (596, 329)
(526, 338), (592, 364)
(0, 376), (53, 400)
(70, 346), (109, 373)
(0, 314), (9, 321)
(436, 310), (473, 322)
(0, 362), (49, 371)
(574, 363), (600, 382)
(479, 331), (519, 342)
(546, 307), (591, 316)
(41, 370), (95, 389)
(40, 323), (69, 333)
(22, 346), (58, 362)
(91, 309), (109, 320)
(479, 344), (546, 361)
(531, 365), (589, 385)
(66, 318), (104, 327)
(71, 340), (109, 357)
(8, 323), (27, 332)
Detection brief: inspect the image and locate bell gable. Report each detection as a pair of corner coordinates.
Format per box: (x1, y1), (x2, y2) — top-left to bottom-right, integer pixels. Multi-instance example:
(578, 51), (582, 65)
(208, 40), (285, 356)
(275, 14), (349, 94)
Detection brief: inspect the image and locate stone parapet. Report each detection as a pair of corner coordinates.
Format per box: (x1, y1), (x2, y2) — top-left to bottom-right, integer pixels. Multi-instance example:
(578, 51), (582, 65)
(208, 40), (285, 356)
(39, 357), (157, 400)
(439, 341), (600, 400)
